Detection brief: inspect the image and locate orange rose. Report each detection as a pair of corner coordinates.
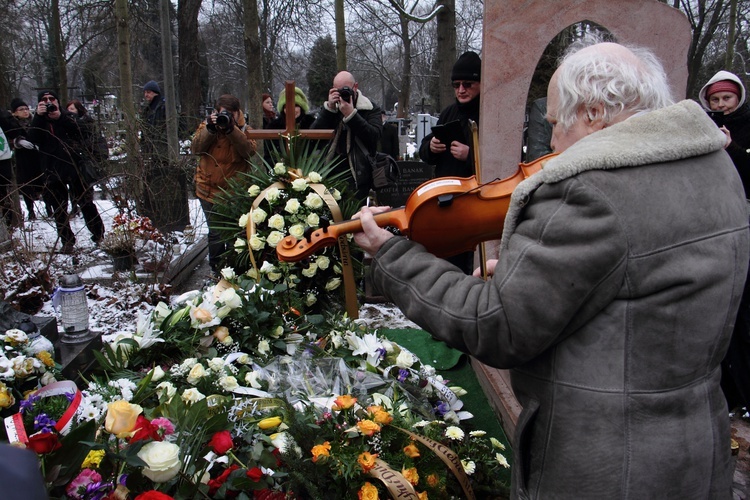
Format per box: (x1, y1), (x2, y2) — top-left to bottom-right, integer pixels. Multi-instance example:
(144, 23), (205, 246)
(358, 481), (379, 500)
(357, 451), (378, 473)
(105, 400), (143, 438)
(417, 492), (428, 500)
(311, 441), (331, 463)
(332, 395), (357, 411)
(367, 406), (393, 425)
(356, 419), (381, 437)
(193, 307), (213, 323)
(213, 326), (229, 341)
(403, 443), (420, 458)
(402, 466), (419, 486)
(426, 473), (440, 487)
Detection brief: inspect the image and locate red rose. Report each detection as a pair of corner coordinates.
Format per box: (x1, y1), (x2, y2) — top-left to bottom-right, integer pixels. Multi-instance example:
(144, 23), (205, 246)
(246, 467), (263, 482)
(254, 489), (288, 500)
(208, 430), (234, 454)
(130, 415), (161, 443)
(26, 432), (62, 454)
(208, 464), (239, 495)
(134, 492), (174, 500)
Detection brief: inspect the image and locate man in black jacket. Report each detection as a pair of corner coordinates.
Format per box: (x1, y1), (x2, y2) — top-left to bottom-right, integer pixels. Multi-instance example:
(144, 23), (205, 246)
(418, 51), (482, 273)
(312, 71), (383, 202)
(28, 90), (104, 253)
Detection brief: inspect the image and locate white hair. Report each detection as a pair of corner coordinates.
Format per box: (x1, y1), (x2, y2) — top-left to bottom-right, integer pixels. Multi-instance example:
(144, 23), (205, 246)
(554, 40), (674, 132)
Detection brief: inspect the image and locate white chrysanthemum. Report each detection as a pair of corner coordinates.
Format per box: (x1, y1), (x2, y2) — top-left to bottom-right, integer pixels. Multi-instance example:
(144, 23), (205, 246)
(303, 192), (324, 209)
(306, 213), (319, 226)
(181, 388), (206, 404)
(78, 403), (101, 421)
(461, 460), (476, 475)
(325, 278), (341, 291)
(268, 214), (285, 231)
(291, 178), (308, 192)
(251, 208), (268, 224)
(315, 255), (330, 270)
(302, 263), (318, 278)
(289, 224), (305, 239)
(496, 453), (510, 468)
(257, 339), (271, 355)
(308, 171), (322, 183)
(234, 238), (246, 253)
(490, 437), (506, 450)
(469, 430), (486, 438)
(284, 198), (300, 214)
(273, 162), (286, 175)
(248, 184), (261, 197)
(266, 231), (285, 248)
(238, 213), (249, 228)
(266, 187), (280, 202)
(445, 426), (465, 441)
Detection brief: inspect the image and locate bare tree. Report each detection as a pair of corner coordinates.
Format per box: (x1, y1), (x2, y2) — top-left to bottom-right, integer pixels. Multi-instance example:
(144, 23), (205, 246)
(178, 0), (204, 132)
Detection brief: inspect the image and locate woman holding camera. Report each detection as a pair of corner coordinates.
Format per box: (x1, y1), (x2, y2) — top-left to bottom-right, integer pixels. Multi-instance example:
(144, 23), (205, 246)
(192, 94), (257, 274)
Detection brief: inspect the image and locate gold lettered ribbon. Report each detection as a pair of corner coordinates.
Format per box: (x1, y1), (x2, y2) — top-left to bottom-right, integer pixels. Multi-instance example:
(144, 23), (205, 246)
(368, 458), (418, 499)
(393, 426), (476, 500)
(245, 178), (359, 319)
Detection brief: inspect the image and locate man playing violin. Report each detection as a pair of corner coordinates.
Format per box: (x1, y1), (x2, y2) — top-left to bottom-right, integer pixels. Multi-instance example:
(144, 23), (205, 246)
(354, 40), (748, 499)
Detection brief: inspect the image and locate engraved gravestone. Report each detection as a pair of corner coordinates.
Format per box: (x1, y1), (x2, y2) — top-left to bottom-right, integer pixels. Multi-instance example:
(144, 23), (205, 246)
(375, 161), (434, 208)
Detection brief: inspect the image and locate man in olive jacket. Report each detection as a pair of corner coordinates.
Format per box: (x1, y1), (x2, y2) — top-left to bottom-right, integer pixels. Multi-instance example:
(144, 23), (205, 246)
(354, 42), (749, 498)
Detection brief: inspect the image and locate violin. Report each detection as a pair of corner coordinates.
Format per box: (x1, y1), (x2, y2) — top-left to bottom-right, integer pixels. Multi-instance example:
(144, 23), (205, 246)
(276, 152), (559, 262)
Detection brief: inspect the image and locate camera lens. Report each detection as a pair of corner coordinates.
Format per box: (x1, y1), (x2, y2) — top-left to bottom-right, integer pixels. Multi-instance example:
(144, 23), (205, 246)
(338, 87), (352, 102)
(46, 103), (57, 113)
(215, 111), (231, 128)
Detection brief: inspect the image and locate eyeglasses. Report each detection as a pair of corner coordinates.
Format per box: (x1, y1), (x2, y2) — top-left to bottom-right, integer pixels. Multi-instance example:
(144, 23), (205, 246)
(452, 81), (477, 89)
(40, 97), (56, 102)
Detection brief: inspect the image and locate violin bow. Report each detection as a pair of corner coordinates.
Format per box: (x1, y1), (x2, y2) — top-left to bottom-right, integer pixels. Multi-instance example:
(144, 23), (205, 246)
(469, 119), (488, 280)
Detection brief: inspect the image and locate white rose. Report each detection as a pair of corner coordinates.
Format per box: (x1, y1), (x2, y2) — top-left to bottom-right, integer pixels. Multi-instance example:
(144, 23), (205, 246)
(306, 213), (320, 226)
(266, 187), (280, 202)
(273, 162), (286, 175)
(266, 231), (284, 248)
(315, 255), (330, 270)
(152, 302), (172, 327)
(284, 199), (300, 214)
(271, 326), (284, 338)
(245, 370), (262, 388)
(291, 178), (308, 191)
(249, 234), (265, 251)
(40, 371), (57, 386)
(325, 278), (342, 291)
(395, 350), (415, 368)
(306, 293), (317, 307)
(257, 340), (270, 355)
(303, 192), (324, 209)
(238, 213), (249, 228)
(180, 357), (198, 371)
(331, 188), (341, 201)
(268, 214), (285, 231)
(221, 335), (233, 345)
(234, 238), (246, 253)
(137, 441), (181, 483)
(156, 381), (177, 401)
(236, 353), (251, 364)
(219, 375), (239, 391)
(150, 366), (166, 382)
(260, 261), (276, 273)
(219, 287), (242, 309)
(302, 264), (318, 278)
(207, 357), (224, 372)
(246, 268), (260, 280)
(308, 171), (322, 183)
(248, 184), (261, 197)
(221, 267), (236, 280)
(267, 270), (282, 281)
(186, 363), (206, 384)
(251, 208), (267, 224)
(181, 387), (205, 404)
(289, 224), (305, 239)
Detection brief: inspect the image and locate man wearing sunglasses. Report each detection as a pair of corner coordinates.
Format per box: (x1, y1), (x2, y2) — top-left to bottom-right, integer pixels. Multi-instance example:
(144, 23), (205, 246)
(418, 50), (481, 274)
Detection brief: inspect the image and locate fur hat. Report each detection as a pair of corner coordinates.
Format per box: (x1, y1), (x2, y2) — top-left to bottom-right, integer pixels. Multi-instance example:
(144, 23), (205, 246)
(451, 51), (481, 82)
(37, 89), (59, 102)
(143, 80), (161, 94)
(277, 87), (310, 114)
(10, 98), (27, 112)
(706, 80), (741, 98)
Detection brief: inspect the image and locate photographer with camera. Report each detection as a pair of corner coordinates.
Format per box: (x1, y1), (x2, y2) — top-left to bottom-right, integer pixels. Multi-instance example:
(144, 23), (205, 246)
(27, 90), (104, 253)
(191, 94), (257, 274)
(312, 71), (383, 202)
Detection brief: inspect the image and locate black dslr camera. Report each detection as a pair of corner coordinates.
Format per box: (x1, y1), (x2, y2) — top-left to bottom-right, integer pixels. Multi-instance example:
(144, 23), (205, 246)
(215, 110), (233, 128)
(338, 86), (354, 102)
(45, 103), (58, 113)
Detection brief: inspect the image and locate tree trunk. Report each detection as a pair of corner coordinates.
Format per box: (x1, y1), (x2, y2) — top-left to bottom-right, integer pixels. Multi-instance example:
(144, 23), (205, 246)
(397, 15), (412, 118)
(51, 0), (68, 99)
(725, 0), (737, 70)
(114, 0), (139, 171)
(178, 0), (203, 135)
(335, 0), (347, 71)
(244, 0), (263, 132)
(436, 0), (457, 112)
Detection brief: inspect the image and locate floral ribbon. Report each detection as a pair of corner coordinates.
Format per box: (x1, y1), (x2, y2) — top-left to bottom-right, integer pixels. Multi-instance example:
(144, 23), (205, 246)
(368, 458), (418, 499)
(246, 180), (359, 319)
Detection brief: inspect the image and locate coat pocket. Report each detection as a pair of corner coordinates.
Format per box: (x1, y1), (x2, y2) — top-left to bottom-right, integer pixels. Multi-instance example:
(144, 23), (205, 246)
(512, 398), (540, 499)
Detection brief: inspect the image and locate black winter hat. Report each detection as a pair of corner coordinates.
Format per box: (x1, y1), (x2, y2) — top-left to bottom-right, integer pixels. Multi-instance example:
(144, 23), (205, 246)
(451, 51), (481, 82)
(37, 89), (60, 102)
(10, 98), (27, 112)
(143, 80), (161, 94)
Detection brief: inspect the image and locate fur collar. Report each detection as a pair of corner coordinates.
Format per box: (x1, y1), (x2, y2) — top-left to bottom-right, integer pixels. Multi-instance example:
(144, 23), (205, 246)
(355, 90), (374, 111)
(501, 100), (727, 247)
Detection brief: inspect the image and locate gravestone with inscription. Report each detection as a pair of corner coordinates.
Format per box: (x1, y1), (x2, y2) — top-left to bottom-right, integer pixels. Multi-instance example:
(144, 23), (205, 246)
(374, 161), (434, 208)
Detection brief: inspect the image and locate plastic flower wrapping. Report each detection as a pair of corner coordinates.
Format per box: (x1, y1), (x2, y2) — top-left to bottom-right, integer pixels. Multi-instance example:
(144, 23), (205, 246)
(0, 136), (512, 499)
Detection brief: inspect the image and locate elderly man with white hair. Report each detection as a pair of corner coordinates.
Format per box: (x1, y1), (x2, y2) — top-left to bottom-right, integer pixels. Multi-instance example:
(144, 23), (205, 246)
(354, 41), (749, 498)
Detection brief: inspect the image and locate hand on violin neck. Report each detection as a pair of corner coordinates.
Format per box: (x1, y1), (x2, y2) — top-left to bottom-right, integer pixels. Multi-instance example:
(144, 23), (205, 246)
(473, 259), (498, 278)
(353, 206), (394, 256)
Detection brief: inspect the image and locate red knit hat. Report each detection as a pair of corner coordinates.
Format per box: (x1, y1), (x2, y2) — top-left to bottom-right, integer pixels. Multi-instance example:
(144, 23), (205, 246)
(706, 80), (741, 97)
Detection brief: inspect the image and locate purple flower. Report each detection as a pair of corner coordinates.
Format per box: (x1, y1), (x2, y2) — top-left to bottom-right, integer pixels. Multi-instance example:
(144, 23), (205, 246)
(19, 393), (41, 413)
(66, 469), (103, 499)
(397, 368), (409, 382)
(376, 347), (387, 360)
(33, 413), (57, 434)
(435, 401), (450, 417)
(64, 391), (76, 402)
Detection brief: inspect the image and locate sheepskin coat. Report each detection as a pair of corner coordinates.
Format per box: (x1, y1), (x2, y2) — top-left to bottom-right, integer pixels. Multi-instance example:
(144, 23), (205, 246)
(369, 100), (749, 499)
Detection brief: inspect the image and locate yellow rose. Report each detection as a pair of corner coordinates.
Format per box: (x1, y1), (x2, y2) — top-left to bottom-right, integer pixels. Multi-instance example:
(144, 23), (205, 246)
(417, 491), (428, 500)
(359, 482), (379, 500)
(315, 255), (330, 270)
(266, 187), (280, 202)
(258, 416), (282, 430)
(35, 351), (55, 367)
(104, 400), (143, 437)
(367, 406), (393, 425)
(192, 307), (213, 324)
(137, 441), (181, 482)
(311, 441), (331, 463)
(0, 385), (15, 409)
